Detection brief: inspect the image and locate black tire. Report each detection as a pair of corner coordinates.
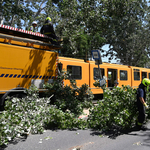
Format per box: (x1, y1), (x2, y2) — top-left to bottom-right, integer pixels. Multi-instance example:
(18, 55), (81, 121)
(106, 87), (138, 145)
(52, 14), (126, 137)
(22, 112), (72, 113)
(0, 91), (27, 111)
(9, 92), (27, 99)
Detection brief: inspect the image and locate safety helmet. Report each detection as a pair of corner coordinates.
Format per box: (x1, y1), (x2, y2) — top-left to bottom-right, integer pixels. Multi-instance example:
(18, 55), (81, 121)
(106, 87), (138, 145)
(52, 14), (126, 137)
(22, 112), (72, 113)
(46, 17), (51, 21)
(142, 78), (150, 86)
(32, 21), (37, 25)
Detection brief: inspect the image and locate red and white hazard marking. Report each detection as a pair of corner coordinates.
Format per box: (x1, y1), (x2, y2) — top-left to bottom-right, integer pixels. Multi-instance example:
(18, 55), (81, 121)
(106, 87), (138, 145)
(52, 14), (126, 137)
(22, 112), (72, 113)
(0, 24), (50, 39)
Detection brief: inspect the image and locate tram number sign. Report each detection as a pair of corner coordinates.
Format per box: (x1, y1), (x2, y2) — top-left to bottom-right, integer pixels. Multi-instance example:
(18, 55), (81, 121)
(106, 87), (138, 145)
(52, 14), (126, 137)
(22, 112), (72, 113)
(91, 50), (102, 64)
(91, 50), (101, 60)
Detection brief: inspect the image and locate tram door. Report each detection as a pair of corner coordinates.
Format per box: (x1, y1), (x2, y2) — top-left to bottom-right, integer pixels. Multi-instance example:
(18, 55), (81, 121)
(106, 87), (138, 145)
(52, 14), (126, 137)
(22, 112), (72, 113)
(108, 69), (117, 88)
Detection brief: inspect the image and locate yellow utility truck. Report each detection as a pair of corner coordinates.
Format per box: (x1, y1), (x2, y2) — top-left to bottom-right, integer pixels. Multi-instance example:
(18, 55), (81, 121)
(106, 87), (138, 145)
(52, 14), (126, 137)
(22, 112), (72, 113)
(0, 24), (60, 110)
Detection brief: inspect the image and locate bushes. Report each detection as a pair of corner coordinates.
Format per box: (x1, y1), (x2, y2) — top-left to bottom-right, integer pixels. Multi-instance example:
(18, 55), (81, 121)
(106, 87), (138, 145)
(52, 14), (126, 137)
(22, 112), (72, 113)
(88, 86), (138, 130)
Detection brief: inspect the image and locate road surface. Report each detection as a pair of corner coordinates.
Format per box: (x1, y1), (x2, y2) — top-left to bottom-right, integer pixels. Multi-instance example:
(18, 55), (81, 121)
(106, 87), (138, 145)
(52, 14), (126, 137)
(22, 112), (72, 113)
(1, 121), (150, 150)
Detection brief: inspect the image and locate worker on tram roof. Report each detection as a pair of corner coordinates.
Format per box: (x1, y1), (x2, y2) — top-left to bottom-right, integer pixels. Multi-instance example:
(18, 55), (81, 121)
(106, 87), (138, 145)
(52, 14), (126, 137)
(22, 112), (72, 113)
(40, 17), (59, 45)
(28, 21), (37, 32)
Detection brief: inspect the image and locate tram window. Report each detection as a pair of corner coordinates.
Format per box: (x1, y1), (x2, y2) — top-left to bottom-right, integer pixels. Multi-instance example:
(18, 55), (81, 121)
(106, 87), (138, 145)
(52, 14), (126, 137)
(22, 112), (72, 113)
(120, 70), (127, 80)
(134, 71), (140, 80)
(94, 68), (104, 80)
(67, 65), (82, 79)
(142, 72), (147, 80)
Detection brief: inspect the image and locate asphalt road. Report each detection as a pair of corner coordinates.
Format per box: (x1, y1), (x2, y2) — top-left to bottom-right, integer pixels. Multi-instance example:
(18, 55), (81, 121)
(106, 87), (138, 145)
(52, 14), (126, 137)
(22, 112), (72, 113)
(1, 121), (150, 150)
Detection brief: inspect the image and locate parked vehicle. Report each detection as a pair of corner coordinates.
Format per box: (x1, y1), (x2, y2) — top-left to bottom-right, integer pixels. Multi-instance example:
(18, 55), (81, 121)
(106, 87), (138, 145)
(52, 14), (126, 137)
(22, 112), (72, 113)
(0, 24), (60, 110)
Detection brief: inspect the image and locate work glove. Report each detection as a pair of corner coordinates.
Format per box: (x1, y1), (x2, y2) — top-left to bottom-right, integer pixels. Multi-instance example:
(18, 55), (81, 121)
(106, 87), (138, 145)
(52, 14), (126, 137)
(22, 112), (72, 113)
(144, 103), (149, 109)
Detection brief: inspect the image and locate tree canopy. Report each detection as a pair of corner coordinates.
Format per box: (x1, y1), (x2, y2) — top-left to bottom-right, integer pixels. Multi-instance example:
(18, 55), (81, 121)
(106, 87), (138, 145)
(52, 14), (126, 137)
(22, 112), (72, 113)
(1, 0), (150, 67)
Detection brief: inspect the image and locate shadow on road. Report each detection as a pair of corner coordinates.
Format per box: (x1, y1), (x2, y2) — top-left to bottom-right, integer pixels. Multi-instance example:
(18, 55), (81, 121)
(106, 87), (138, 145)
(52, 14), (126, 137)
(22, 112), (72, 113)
(90, 126), (150, 139)
(0, 134), (28, 150)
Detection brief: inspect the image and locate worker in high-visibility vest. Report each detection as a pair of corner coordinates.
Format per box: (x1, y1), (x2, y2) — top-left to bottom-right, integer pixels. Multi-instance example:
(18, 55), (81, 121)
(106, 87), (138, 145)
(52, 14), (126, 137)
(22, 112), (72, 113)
(40, 17), (58, 44)
(28, 21), (37, 32)
(136, 78), (150, 130)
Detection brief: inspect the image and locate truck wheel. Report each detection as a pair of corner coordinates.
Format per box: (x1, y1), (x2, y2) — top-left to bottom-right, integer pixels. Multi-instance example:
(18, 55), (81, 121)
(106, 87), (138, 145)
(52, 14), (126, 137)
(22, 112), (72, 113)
(0, 89), (27, 111)
(9, 92), (27, 99)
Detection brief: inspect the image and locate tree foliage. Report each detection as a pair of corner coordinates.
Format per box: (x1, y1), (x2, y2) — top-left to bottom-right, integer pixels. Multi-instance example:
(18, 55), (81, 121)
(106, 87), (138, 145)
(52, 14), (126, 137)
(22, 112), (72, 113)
(102, 0), (150, 66)
(0, 0), (33, 27)
(1, 0), (150, 66)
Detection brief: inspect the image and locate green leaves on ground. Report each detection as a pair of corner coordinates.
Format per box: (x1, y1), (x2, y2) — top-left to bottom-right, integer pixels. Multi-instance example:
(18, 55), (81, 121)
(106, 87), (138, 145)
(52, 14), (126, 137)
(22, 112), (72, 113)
(44, 70), (94, 117)
(88, 86), (139, 130)
(0, 71), (92, 146)
(0, 85), (87, 146)
(1, 73), (150, 146)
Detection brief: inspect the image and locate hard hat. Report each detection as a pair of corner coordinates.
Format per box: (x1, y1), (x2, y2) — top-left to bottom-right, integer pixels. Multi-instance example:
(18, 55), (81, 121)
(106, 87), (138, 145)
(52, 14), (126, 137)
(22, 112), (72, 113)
(142, 78), (150, 86)
(32, 21), (37, 25)
(46, 17), (51, 21)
